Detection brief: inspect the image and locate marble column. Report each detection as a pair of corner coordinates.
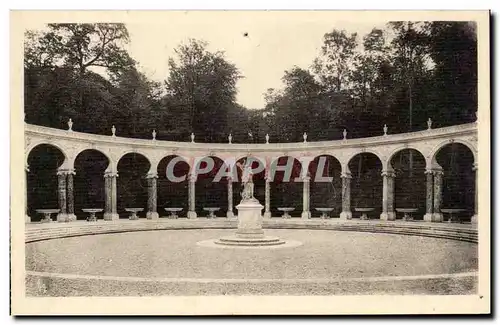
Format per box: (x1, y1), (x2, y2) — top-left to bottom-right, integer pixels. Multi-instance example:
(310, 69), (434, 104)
(339, 172), (352, 220)
(25, 165), (30, 223)
(423, 169), (434, 222)
(66, 169), (77, 221)
(227, 177), (235, 218)
(56, 170), (68, 222)
(103, 171), (119, 221)
(380, 170), (396, 220)
(146, 172), (159, 219)
(432, 168), (444, 222)
(187, 174), (197, 219)
(301, 176), (311, 219)
(471, 163), (478, 224)
(263, 176), (272, 219)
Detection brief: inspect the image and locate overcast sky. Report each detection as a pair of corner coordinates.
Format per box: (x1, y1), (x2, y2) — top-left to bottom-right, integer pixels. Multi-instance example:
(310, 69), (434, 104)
(25, 12), (392, 109)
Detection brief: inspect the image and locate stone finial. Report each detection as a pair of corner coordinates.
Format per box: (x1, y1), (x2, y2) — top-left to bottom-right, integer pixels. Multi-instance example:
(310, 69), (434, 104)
(303, 132), (307, 143)
(190, 133), (195, 143)
(111, 125), (116, 137)
(343, 129), (347, 140)
(265, 133), (269, 144)
(152, 129), (156, 140)
(67, 118), (73, 131)
(383, 124), (388, 136)
(228, 133), (232, 144)
(427, 118), (432, 130)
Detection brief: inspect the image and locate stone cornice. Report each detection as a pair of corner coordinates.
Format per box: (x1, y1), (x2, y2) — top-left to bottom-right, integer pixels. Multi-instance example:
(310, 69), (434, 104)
(25, 122), (477, 154)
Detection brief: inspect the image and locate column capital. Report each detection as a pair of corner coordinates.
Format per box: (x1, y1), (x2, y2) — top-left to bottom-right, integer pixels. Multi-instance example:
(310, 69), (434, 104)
(341, 172), (352, 179)
(146, 172), (158, 179)
(188, 173), (197, 182)
(25, 164), (30, 173)
(57, 168), (76, 176)
(472, 162), (478, 171)
(301, 175), (311, 182)
(104, 171), (119, 178)
(433, 169), (444, 177)
(381, 170), (396, 177)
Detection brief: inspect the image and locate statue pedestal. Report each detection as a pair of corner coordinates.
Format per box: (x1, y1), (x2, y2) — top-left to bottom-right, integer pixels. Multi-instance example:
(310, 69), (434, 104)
(214, 197), (286, 247)
(235, 198), (264, 238)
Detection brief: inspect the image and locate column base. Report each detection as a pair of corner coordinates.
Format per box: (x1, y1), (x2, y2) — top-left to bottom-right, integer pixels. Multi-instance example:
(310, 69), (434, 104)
(226, 211), (235, 219)
(263, 211), (272, 219)
(146, 212), (159, 220)
(187, 211), (197, 219)
(103, 212), (119, 221)
(432, 213), (443, 222)
(67, 214), (77, 222)
(339, 211), (352, 220)
(25, 215), (31, 223)
(471, 214), (477, 224)
(423, 213), (433, 222)
(380, 211), (395, 221)
(301, 211), (311, 219)
(56, 213), (70, 222)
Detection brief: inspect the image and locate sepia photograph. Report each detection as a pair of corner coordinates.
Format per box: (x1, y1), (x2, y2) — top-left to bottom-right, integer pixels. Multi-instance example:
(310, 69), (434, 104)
(10, 10), (490, 315)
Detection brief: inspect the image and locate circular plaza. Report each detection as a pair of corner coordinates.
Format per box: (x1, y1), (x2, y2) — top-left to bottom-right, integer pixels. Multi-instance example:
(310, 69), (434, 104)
(24, 122), (478, 296)
(26, 225), (477, 296)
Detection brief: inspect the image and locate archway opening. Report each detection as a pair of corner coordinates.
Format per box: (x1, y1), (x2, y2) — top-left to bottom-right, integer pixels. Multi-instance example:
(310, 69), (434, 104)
(27, 144), (65, 221)
(308, 155), (342, 217)
(74, 149), (109, 220)
(157, 155), (190, 217)
(269, 156), (302, 218)
(435, 143), (475, 222)
(390, 149), (426, 220)
(348, 153), (382, 219)
(117, 153), (151, 218)
(194, 156), (229, 218)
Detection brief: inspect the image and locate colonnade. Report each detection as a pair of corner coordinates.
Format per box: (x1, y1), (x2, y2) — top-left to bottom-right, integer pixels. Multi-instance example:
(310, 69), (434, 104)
(25, 162), (478, 224)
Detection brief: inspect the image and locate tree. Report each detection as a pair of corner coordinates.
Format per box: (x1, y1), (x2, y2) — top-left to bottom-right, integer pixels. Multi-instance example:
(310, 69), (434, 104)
(387, 21), (430, 132)
(426, 21), (477, 126)
(350, 28), (388, 111)
(28, 23), (135, 76)
(165, 39), (241, 142)
(313, 29), (358, 92)
(24, 23), (139, 132)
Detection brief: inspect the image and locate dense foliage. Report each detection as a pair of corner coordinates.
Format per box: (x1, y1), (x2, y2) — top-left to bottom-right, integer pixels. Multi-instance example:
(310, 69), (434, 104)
(24, 21), (477, 143)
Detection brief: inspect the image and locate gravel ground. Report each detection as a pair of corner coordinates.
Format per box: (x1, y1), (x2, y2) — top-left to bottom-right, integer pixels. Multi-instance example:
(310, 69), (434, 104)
(25, 229), (477, 296)
(26, 275), (476, 296)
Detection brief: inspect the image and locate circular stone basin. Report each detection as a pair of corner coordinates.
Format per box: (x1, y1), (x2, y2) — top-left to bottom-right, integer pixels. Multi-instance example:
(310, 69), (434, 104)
(214, 235), (286, 246)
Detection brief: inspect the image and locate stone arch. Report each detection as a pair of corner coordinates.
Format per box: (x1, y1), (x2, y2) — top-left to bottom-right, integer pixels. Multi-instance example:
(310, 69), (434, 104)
(73, 149), (111, 220)
(74, 148), (112, 171)
(389, 148), (427, 219)
(346, 148), (385, 171)
(157, 155), (191, 214)
(115, 150), (152, 172)
(433, 142), (475, 219)
(26, 142), (68, 167)
(309, 154), (342, 216)
(386, 146), (426, 171)
(348, 152), (383, 218)
(430, 139), (477, 167)
(194, 155), (229, 217)
(268, 155), (303, 218)
(26, 143), (68, 221)
(116, 152), (152, 218)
